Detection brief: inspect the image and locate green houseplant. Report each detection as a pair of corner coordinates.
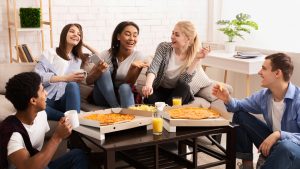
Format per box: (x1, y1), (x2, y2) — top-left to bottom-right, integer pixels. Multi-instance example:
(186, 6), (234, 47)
(19, 8), (41, 28)
(217, 13), (258, 42)
(217, 13), (258, 52)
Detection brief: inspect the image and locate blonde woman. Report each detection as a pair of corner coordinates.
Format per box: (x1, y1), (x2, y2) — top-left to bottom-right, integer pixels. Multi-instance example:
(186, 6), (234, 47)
(142, 21), (210, 105)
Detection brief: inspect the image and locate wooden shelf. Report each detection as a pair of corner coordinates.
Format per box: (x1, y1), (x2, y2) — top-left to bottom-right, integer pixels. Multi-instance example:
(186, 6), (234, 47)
(6, 0), (53, 63)
(9, 27), (51, 32)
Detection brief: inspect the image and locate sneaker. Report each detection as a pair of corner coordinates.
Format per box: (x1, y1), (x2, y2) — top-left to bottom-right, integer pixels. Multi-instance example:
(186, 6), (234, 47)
(237, 162), (243, 169)
(237, 162), (254, 169)
(256, 154), (266, 169)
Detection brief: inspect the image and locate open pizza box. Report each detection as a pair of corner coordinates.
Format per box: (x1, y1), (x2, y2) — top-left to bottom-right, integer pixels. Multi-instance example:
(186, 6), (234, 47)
(162, 104), (230, 132)
(75, 108), (153, 140)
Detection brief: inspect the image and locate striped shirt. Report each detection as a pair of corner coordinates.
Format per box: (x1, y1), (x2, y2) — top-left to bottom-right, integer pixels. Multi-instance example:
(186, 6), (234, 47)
(147, 42), (212, 95)
(147, 42), (196, 89)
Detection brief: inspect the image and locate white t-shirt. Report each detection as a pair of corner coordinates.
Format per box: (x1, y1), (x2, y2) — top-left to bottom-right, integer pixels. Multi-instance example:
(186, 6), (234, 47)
(98, 50), (145, 86)
(161, 50), (185, 88)
(271, 98), (285, 131)
(7, 111), (50, 169)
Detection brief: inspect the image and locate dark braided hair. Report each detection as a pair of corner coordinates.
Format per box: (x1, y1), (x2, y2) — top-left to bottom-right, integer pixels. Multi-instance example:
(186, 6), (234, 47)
(109, 21), (139, 83)
(5, 72), (41, 111)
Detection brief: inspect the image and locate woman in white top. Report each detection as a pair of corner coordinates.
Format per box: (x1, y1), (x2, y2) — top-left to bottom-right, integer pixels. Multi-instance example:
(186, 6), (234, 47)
(142, 21), (210, 105)
(35, 23), (87, 121)
(85, 21), (148, 108)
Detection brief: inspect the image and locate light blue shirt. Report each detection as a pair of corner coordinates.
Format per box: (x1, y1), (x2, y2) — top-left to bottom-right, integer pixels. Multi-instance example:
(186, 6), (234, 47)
(34, 48), (82, 100)
(226, 82), (300, 145)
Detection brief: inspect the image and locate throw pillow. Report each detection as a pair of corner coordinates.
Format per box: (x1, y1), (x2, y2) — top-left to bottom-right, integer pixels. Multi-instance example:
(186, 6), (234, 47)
(196, 81), (233, 102)
(188, 65), (212, 95)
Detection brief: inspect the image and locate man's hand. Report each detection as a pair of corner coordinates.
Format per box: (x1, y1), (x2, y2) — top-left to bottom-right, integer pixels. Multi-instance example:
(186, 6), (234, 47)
(212, 83), (231, 104)
(258, 131), (281, 157)
(53, 117), (72, 141)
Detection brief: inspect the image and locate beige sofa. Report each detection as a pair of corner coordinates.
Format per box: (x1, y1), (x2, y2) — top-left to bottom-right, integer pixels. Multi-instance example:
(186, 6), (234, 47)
(0, 63), (233, 124)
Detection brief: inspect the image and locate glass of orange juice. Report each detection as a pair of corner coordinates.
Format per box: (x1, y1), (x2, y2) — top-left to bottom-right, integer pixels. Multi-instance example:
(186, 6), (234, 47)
(172, 97), (182, 106)
(152, 115), (163, 135)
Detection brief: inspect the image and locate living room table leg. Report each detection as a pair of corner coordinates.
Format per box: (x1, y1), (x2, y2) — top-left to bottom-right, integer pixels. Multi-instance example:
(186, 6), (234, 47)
(155, 145), (159, 169)
(105, 150), (115, 169)
(226, 125), (237, 169)
(178, 140), (186, 157)
(192, 138), (198, 168)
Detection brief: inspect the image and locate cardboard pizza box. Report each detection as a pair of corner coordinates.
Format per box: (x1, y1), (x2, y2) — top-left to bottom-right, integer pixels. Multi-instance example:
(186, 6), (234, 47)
(77, 108), (153, 140)
(162, 104), (230, 132)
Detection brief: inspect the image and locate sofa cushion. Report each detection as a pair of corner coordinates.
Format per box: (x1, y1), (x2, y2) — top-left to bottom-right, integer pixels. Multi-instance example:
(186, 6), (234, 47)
(188, 65), (212, 95)
(189, 97), (211, 108)
(0, 95), (15, 122)
(196, 81), (233, 102)
(0, 63), (36, 94)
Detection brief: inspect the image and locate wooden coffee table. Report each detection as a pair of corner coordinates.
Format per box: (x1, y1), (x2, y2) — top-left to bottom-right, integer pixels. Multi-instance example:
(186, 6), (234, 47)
(77, 125), (237, 169)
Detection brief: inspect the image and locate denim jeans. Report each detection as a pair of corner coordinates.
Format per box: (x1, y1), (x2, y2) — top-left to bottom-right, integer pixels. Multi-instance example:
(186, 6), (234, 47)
(46, 82), (81, 121)
(92, 70), (134, 108)
(233, 111), (300, 169)
(47, 149), (88, 169)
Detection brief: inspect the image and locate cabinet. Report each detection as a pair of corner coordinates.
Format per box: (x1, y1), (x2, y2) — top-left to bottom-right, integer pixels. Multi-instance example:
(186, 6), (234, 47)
(6, 0), (53, 63)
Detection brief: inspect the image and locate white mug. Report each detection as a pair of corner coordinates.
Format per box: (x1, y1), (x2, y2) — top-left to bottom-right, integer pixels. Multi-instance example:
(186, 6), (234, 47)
(76, 69), (87, 78)
(64, 110), (80, 129)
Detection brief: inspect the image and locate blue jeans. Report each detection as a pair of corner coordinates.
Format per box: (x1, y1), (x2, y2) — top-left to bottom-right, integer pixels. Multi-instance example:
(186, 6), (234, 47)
(233, 111), (300, 169)
(92, 70), (134, 108)
(46, 82), (81, 121)
(48, 149), (88, 169)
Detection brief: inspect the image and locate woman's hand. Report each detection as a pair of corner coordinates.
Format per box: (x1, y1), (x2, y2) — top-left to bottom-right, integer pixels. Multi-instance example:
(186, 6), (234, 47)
(132, 60), (149, 68)
(95, 60), (109, 73)
(194, 46), (211, 61)
(142, 85), (153, 98)
(64, 72), (85, 82)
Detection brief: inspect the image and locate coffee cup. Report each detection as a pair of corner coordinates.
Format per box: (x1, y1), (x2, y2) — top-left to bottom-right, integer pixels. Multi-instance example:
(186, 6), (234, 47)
(76, 69), (87, 78)
(64, 110), (80, 129)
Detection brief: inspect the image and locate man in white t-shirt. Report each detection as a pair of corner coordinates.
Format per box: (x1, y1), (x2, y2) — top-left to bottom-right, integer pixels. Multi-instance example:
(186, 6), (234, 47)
(0, 72), (88, 169)
(212, 53), (300, 169)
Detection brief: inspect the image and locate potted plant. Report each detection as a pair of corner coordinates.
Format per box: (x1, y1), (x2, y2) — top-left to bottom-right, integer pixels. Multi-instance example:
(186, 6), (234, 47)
(217, 13), (258, 52)
(19, 8), (41, 28)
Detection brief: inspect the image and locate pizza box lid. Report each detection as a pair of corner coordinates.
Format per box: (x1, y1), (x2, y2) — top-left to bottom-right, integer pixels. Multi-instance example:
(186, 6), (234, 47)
(78, 108), (152, 131)
(162, 105), (230, 127)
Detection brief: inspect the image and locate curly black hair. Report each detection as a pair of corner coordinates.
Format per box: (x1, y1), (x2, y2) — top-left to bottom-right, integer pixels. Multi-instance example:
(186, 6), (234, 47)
(5, 72), (41, 111)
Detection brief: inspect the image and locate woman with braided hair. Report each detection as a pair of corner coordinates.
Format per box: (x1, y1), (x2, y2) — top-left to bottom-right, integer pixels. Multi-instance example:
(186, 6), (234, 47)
(84, 21), (148, 108)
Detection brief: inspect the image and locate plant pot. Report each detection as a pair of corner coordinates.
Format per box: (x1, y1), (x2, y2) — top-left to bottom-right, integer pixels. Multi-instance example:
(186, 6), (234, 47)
(19, 8), (41, 28)
(224, 42), (236, 53)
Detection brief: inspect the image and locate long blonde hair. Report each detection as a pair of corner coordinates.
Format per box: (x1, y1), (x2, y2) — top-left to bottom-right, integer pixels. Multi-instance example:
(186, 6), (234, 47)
(175, 21), (200, 67)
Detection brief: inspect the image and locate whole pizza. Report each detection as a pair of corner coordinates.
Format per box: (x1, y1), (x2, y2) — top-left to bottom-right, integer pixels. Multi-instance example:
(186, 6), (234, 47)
(167, 107), (220, 120)
(84, 113), (135, 126)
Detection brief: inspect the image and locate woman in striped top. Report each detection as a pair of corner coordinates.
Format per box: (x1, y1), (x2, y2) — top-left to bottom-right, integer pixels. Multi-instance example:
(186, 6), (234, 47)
(142, 21), (210, 105)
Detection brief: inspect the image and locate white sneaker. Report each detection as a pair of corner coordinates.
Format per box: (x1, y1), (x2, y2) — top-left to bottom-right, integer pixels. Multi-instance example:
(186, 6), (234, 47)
(256, 154), (266, 169)
(237, 162), (254, 169)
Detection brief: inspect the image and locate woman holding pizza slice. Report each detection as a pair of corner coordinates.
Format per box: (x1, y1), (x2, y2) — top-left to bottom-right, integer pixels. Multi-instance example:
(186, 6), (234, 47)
(142, 21), (211, 106)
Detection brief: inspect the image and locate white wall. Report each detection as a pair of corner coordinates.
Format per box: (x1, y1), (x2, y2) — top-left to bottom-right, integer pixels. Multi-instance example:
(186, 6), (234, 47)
(215, 0), (300, 53)
(0, 0), (208, 63)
